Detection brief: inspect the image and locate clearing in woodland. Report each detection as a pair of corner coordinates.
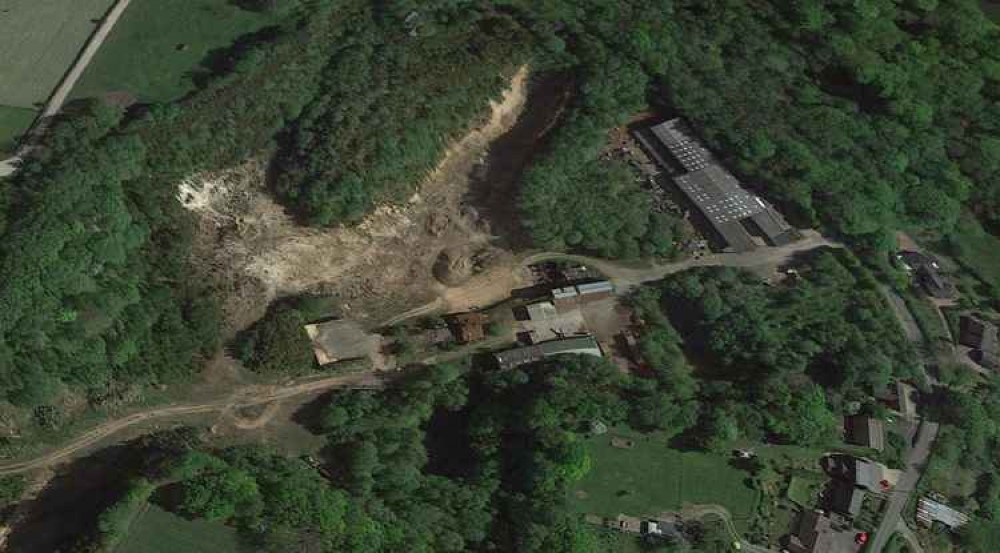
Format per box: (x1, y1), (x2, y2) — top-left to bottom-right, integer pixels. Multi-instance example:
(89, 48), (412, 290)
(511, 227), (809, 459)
(180, 67), (541, 333)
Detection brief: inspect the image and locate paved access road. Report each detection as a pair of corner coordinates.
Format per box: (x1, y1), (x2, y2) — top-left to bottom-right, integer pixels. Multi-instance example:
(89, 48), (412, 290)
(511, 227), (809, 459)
(869, 421), (940, 553)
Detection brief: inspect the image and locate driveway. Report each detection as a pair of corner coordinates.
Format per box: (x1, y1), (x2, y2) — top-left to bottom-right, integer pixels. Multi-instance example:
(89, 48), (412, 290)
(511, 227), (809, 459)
(869, 421), (939, 553)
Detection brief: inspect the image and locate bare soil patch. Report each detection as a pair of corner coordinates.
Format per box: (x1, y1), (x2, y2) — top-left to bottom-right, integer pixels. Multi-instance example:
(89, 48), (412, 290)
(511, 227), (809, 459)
(181, 67), (532, 333)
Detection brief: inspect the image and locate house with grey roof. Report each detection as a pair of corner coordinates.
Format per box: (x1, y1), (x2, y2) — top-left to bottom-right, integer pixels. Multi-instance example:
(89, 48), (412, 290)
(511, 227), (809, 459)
(845, 415), (885, 451)
(959, 315), (999, 370)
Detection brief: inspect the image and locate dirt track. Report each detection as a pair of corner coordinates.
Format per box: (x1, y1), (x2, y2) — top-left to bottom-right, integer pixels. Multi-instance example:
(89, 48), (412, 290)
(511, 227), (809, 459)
(0, 372), (379, 475)
(0, 232), (843, 476)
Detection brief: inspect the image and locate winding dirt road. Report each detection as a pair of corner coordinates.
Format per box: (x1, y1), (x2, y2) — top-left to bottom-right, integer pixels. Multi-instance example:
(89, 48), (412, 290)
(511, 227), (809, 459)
(0, 372), (380, 475)
(0, 231), (842, 476)
(1, 0), (132, 177)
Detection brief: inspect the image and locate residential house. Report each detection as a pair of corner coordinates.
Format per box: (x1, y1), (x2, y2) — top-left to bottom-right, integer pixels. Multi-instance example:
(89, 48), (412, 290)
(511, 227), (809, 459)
(845, 415), (885, 451)
(959, 315), (999, 370)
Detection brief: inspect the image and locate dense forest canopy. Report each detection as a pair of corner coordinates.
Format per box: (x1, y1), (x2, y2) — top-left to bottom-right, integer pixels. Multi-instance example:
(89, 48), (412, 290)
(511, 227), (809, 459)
(0, 0), (996, 431)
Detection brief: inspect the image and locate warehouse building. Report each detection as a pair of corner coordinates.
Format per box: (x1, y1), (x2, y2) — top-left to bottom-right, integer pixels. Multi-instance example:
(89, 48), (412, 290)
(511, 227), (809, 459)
(494, 335), (603, 370)
(636, 119), (795, 252)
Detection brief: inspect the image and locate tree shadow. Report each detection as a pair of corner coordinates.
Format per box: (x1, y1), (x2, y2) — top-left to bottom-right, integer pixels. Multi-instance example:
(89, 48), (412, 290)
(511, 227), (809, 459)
(463, 71), (576, 251)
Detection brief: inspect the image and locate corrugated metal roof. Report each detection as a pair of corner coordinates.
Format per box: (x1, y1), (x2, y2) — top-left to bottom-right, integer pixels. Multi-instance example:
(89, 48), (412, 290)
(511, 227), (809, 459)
(526, 301), (557, 321)
(552, 286), (578, 299)
(576, 281), (613, 295)
(917, 498), (970, 528)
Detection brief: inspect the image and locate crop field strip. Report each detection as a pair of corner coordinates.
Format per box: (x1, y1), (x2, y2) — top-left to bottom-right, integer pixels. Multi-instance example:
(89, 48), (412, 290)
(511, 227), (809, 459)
(0, 0), (115, 109)
(70, 0), (282, 104)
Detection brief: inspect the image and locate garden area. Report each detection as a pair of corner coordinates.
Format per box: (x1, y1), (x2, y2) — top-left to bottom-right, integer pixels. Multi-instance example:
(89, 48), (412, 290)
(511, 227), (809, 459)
(568, 427), (759, 533)
(116, 503), (241, 553)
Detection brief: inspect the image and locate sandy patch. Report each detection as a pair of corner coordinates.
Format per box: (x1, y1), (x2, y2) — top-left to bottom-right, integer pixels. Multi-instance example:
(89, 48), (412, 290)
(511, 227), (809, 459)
(180, 67), (530, 332)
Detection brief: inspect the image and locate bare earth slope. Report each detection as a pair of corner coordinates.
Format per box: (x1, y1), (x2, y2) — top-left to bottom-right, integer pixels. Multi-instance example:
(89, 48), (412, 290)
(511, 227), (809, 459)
(180, 67), (530, 332)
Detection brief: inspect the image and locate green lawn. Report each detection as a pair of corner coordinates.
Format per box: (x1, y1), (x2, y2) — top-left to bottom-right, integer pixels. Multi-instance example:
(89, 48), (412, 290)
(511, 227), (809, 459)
(116, 504), (242, 553)
(0, 0), (115, 109)
(785, 474), (825, 508)
(71, 0), (284, 104)
(570, 428), (759, 533)
(947, 215), (1000, 294)
(0, 105), (36, 155)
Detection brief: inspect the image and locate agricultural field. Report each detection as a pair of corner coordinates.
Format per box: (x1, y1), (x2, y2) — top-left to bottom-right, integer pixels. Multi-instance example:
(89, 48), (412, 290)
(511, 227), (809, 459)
(0, 105), (36, 155)
(117, 504), (241, 553)
(71, 0), (284, 104)
(569, 428), (759, 533)
(0, 0), (114, 152)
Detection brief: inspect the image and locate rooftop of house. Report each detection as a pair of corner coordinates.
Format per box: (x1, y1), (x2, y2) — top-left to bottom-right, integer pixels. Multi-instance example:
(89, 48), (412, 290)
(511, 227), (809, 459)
(829, 481), (866, 518)
(959, 315), (999, 356)
(845, 415), (885, 451)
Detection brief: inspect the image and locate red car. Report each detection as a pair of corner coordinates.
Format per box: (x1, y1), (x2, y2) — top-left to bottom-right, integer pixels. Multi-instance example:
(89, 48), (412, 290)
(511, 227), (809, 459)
(855, 532), (869, 546)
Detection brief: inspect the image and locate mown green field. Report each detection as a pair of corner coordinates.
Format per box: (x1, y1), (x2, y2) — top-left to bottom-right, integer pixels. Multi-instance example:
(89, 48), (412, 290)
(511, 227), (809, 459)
(0, 0), (115, 108)
(116, 504), (241, 553)
(569, 428), (759, 533)
(948, 215), (1000, 293)
(71, 0), (283, 104)
(785, 474), (824, 508)
(0, 105), (36, 155)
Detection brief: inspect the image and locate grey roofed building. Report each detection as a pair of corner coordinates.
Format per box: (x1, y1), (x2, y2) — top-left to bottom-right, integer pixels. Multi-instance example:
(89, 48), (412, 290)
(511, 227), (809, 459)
(674, 165), (765, 224)
(916, 264), (956, 299)
(829, 481), (865, 518)
(917, 497), (971, 530)
(749, 204), (796, 246)
(526, 301), (558, 321)
(575, 281), (614, 298)
(551, 286), (578, 301)
(959, 315), (999, 369)
(648, 119), (714, 172)
(494, 335), (603, 370)
(845, 415), (885, 451)
(638, 118), (796, 253)
(853, 458), (889, 492)
(786, 510), (839, 553)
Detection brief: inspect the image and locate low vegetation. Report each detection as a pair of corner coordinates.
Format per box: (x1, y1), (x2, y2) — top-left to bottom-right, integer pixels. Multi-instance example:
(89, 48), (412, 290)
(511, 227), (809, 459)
(71, 0), (287, 104)
(570, 427), (759, 532)
(0, 106), (35, 155)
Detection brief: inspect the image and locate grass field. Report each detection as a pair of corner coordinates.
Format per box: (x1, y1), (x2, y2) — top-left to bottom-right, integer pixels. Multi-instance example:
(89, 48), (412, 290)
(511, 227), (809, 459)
(569, 428), (759, 533)
(785, 474), (825, 507)
(117, 504), (241, 553)
(0, 105), (36, 155)
(0, 0), (115, 108)
(71, 0), (283, 104)
(947, 215), (1000, 292)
